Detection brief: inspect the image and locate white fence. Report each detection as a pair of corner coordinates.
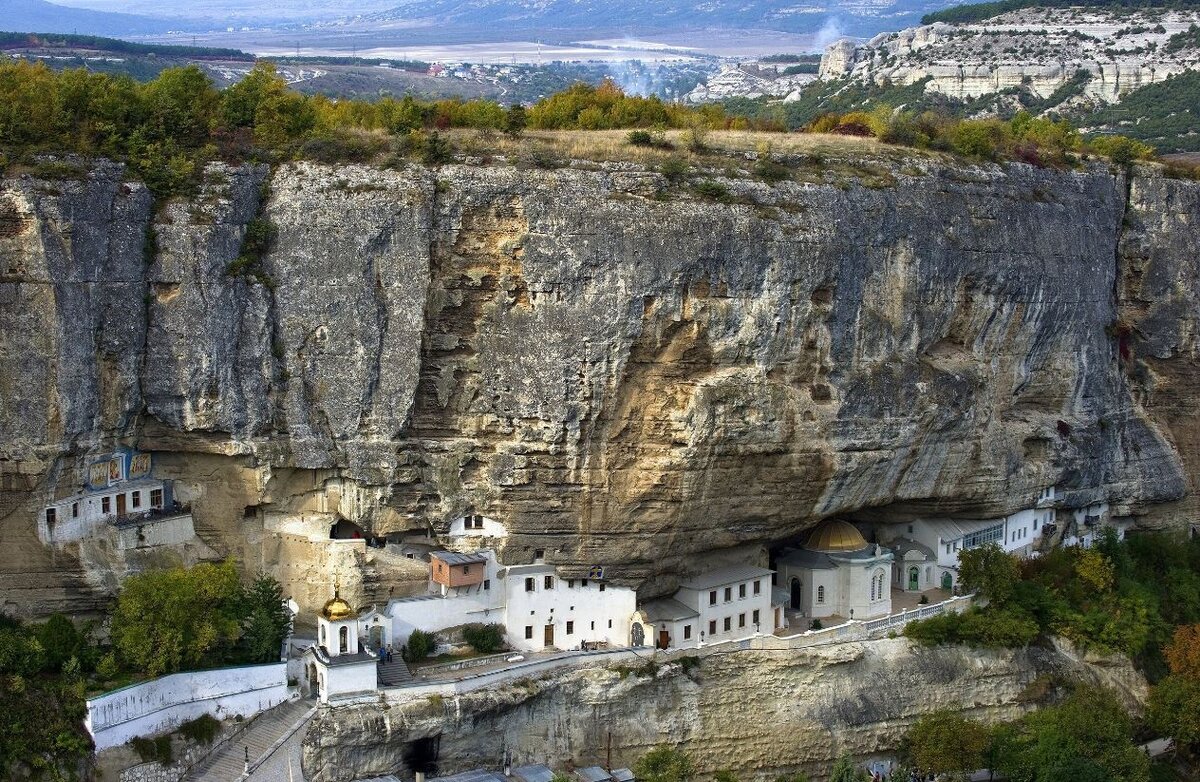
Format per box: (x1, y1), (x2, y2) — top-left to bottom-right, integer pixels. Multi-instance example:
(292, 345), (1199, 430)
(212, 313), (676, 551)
(86, 663), (289, 751)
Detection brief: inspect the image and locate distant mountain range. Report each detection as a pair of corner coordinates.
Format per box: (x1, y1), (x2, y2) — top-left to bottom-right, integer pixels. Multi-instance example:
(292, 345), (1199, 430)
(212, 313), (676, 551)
(24, 0), (964, 40)
(351, 0), (962, 37)
(1, 0), (194, 35)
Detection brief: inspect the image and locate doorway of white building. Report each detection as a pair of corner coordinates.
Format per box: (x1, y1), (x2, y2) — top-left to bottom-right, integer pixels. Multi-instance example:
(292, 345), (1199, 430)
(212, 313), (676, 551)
(544, 624), (554, 648)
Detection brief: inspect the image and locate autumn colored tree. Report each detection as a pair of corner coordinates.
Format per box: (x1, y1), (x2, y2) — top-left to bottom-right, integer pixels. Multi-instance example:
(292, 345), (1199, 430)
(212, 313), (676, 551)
(1164, 623), (1200, 678)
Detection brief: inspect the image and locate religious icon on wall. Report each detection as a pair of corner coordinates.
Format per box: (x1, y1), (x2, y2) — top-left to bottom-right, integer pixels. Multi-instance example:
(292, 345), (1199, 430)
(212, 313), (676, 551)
(108, 457), (124, 483)
(88, 461), (109, 488)
(129, 453), (151, 480)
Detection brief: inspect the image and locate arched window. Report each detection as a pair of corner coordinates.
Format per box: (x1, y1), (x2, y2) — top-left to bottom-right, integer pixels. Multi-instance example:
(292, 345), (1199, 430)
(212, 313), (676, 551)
(873, 569), (886, 601)
(339, 625), (348, 653)
(870, 579), (875, 601)
(817, 585), (825, 604)
(319, 625), (326, 646)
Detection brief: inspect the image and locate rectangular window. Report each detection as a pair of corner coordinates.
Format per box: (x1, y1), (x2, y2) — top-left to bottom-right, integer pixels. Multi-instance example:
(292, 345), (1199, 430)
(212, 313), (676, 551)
(45, 508), (56, 525)
(591, 621), (595, 630)
(962, 523), (1004, 549)
(753, 580), (761, 595)
(462, 565), (470, 574)
(738, 583), (746, 599)
(566, 621), (574, 635)
(525, 577), (535, 592)
(131, 491), (141, 509)
(525, 626), (533, 639)
(102, 496), (111, 513)
(599, 583), (605, 592)
(608, 619), (612, 628)
(723, 617), (731, 632)
(72, 502), (79, 518)
(483, 579), (490, 590)
(568, 579), (574, 588)
(724, 587), (732, 602)
(908, 524), (914, 533)
(709, 590), (717, 606)
(150, 489), (162, 508)
(739, 613), (746, 628)
(753, 609), (760, 625)
(709, 620), (716, 636)
(684, 625), (692, 640)
(544, 575), (554, 590)
(534, 548), (545, 559)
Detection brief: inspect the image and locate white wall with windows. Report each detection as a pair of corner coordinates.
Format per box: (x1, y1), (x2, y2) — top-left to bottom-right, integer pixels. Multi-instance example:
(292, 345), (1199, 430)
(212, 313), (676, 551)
(448, 514), (509, 540)
(40, 480), (171, 545)
(502, 564), (636, 651)
(676, 566), (775, 642)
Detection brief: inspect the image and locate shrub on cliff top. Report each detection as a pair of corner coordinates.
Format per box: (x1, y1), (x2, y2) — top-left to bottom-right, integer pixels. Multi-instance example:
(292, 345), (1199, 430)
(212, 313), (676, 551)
(462, 623), (504, 654)
(406, 629), (436, 661)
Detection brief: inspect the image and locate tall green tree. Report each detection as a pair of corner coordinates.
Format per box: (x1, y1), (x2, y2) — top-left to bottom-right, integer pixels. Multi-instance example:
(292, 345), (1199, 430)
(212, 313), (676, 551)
(237, 572), (292, 663)
(110, 560), (242, 676)
(958, 543), (1021, 605)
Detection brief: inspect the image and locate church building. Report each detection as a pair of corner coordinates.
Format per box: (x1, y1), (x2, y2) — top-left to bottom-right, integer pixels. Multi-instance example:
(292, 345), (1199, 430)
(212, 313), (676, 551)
(775, 520), (894, 621)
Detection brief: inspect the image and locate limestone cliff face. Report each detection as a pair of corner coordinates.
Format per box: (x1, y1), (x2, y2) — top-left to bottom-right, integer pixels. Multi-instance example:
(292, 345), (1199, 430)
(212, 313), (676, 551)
(299, 638), (1149, 782)
(0, 154), (1195, 613)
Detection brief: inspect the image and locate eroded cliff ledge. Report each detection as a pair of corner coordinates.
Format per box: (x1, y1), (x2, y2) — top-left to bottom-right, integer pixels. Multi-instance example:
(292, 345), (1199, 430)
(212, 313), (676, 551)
(0, 151), (1195, 613)
(299, 638), (1149, 782)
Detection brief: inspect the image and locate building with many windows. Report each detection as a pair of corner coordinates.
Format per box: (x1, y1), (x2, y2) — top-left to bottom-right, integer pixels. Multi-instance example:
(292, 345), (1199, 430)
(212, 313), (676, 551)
(632, 563), (781, 649)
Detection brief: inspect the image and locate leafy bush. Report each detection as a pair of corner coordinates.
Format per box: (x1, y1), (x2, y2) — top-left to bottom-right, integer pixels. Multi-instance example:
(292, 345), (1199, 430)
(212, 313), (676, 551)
(462, 623), (504, 654)
(1089, 135), (1156, 165)
(129, 734), (173, 765)
(693, 180), (732, 202)
(658, 156), (690, 181)
(627, 130), (654, 146)
(753, 157), (790, 183)
(634, 745), (694, 782)
(176, 714), (221, 745)
(406, 629), (436, 661)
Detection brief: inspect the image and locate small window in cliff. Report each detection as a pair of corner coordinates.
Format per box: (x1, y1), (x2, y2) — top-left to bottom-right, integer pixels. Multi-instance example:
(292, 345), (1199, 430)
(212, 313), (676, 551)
(71, 502), (78, 518)
(599, 584), (605, 592)
(45, 508), (55, 526)
(483, 580), (490, 591)
(1056, 420), (1072, 439)
(102, 496), (110, 514)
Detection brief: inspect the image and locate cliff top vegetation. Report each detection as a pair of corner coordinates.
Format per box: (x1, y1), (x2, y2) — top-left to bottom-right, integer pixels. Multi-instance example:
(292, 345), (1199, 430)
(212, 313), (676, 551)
(923, 0), (1200, 25)
(0, 59), (1168, 201)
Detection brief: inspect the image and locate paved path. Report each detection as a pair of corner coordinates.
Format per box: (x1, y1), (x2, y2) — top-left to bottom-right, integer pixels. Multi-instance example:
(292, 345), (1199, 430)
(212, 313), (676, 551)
(243, 714), (310, 782)
(187, 699), (314, 782)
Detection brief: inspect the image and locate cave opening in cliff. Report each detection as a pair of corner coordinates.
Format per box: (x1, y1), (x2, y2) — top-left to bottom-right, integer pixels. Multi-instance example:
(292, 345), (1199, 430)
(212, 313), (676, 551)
(330, 518), (366, 540)
(403, 735), (441, 775)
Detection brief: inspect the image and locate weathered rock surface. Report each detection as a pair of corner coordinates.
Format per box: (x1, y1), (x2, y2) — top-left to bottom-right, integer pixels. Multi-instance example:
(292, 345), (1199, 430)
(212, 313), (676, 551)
(0, 153), (1196, 614)
(819, 9), (1200, 107)
(300, 638), (1148, 782)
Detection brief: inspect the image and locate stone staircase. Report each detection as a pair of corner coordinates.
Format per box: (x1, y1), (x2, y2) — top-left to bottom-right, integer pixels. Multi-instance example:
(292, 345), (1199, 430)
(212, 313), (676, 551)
(186, 699), (314, 782)
(377, 656), (413, 687)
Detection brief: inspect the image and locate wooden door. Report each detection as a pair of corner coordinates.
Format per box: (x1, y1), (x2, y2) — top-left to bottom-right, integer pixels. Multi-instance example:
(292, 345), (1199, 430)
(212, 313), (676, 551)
(116, 494), (126, 515)
(544, 624), (554, 648)
(658, 630), (670, 649)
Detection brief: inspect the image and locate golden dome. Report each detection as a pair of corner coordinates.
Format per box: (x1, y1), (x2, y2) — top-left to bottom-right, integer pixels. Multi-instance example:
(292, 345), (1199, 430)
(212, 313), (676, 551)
(321, 589), (357, 621)
(804, 520), (868, 553)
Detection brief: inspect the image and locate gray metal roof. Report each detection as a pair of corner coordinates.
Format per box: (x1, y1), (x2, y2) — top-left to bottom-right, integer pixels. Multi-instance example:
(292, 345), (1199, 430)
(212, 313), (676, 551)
(575, 768), (613, 782)
(776, 548), (836, 570)
(679, 564), (773, 590)
(611, 770), (634, 782)
(430, 551), (488, 566)
(640, 598), (699, 623)
(511, 766), (555, 782)
(890, 537), (935, 560)
(431, 770), (507, 782)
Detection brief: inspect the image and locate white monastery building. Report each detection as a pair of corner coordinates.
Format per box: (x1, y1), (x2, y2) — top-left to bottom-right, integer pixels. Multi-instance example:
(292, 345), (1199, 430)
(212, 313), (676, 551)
(775, 521), (894, 621)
